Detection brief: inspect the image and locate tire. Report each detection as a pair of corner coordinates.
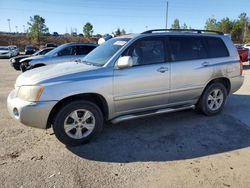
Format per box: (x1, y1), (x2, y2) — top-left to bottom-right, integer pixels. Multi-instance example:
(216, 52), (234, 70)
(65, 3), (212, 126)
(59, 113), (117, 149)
(196, 82), (227, 116)
(13, 64), (20, 71)
(52, 100), (103, 146)
(20, 63), (27, 72)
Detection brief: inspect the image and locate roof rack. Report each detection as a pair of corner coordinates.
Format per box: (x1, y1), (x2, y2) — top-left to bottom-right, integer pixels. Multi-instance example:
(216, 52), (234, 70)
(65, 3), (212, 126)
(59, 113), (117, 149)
(141, 29), (224, 35)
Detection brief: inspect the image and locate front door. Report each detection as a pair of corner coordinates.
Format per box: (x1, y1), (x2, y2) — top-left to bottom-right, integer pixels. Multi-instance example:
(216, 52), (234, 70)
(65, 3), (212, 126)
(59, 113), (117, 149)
(113, 36), (170, 115)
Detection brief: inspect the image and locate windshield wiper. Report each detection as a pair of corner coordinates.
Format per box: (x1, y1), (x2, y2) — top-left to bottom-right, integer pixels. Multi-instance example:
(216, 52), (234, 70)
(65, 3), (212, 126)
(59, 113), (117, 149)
(81, 60), (101, 67)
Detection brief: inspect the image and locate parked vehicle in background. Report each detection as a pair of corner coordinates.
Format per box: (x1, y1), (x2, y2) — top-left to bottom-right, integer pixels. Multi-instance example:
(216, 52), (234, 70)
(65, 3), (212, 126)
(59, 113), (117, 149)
(7, 29), (244, 146)
(20, 43), (98, 72)
(9, 45), (19, 56)
(244, 44), (250, 63)
(244, 43), (250, 50)
(10, 47), (55, 70)
(44, 43), (57, 48)
(25, 45), (38, 55)
(52, 32), (59, 37)
(0, 46), (14, 58)
(235, 45), (249, 63)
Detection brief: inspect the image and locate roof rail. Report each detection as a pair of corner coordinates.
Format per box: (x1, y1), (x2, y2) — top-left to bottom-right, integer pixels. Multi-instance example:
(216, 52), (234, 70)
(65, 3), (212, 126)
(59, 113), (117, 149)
(141, 29), (224, 35)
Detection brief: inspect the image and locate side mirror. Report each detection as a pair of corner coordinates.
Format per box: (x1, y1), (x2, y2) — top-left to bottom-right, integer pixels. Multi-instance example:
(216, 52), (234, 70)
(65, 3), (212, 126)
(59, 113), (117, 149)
(117, 56), (133, 69)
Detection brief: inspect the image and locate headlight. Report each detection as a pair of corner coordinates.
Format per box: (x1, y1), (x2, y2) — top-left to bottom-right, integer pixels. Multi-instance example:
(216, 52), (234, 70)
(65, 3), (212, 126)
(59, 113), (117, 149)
(17, 85), (43, 102)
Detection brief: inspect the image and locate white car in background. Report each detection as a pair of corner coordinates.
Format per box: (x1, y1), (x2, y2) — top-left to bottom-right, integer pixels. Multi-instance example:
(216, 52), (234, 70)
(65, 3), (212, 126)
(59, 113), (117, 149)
(244, 44), (250, 50)
(0, 46), (14, 58)
(243, 44), (250, 61)
(9, 45), (19, 56)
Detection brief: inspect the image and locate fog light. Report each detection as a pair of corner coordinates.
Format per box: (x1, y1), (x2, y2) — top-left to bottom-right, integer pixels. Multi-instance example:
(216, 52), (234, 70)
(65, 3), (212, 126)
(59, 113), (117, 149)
(13, 108), (19, 117)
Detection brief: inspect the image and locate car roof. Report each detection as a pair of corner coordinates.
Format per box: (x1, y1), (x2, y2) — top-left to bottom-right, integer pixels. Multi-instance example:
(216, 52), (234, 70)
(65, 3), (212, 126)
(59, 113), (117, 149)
(120, 29), (227, 40)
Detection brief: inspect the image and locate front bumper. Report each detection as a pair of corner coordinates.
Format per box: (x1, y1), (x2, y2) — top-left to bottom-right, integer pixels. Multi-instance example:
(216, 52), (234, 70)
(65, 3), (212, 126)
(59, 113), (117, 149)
(7, 90), (57, 129)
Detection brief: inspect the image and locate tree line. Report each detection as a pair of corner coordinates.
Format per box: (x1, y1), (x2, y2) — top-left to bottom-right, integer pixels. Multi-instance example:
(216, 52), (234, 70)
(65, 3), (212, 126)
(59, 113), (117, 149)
(171, 12), (250, 43)
(27, 13), (250, 45)
(26, 15), (127, 44)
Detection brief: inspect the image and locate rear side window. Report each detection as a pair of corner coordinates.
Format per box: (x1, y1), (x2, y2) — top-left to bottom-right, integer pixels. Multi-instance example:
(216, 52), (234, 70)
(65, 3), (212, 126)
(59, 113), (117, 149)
(204, 37), (229, 58)
(58, 46), (77, 56)
(77, 45), (96, 55)
(169, 36), (207, 61)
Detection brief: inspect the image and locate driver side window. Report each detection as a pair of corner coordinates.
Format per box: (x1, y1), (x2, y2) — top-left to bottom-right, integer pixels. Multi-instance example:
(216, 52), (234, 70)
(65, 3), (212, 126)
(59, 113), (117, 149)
(124, 37), (165, 66)
(58, 46), (77, 56)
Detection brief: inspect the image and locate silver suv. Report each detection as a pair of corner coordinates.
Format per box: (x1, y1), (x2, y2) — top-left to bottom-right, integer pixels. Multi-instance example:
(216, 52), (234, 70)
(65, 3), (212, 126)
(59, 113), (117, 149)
(7, 29), (244, 146)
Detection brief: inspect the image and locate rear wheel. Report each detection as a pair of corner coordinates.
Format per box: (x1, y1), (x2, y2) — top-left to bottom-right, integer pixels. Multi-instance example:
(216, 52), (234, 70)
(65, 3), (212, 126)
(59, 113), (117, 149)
(196, 82), (227, 116)
(52, 101), (103, 146)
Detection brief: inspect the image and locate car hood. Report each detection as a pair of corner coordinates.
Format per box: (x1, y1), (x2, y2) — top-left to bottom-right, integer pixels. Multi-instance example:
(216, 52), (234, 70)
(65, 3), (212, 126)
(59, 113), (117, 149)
(12, 55), (29, 60)
(16, 62), (100, 86)
(20, 55), (47, 62)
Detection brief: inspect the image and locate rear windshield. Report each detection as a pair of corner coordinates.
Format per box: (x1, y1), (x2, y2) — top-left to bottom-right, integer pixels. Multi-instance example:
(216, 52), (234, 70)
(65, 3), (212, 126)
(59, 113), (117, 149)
(204, 37), (229, 58)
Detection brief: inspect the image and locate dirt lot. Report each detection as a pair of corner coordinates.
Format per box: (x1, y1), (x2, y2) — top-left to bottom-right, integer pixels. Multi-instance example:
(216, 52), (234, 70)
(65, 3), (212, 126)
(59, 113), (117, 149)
(0, 59), (250, 188)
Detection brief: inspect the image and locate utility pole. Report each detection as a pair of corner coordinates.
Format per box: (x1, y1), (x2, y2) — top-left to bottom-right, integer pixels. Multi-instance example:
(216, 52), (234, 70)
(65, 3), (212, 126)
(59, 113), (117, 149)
(23, 25), (26, 33)
(15, 26), (18, 33)
(165, 1), (169, 29)
(7, 19), (11, 33)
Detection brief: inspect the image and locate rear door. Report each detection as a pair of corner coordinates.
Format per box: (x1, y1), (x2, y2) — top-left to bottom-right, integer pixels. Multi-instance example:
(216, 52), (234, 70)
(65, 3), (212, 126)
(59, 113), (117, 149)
(168, 36), (212, 104)
(113, 36), (170, 114)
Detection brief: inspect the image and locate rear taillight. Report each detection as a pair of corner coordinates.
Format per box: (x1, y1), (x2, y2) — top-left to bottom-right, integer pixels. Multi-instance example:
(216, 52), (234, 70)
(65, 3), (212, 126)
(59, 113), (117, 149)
(240, 60), (243, 75)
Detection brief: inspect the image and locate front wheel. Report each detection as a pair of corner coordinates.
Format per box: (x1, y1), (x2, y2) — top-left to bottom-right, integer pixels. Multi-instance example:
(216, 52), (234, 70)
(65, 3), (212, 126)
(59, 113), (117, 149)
(52, 101), (103, 146)
(20, 63), (27, 72)
(196, 82), (227, 116)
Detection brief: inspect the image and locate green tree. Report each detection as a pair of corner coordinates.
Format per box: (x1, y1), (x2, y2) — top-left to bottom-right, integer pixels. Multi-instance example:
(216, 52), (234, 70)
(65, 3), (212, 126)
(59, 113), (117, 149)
(113, 28), (121, 36)
(83, 22), (93, 37)
(181, 23), (188, 29)
(121, 29), (126, 35)
(205, 17), (218, 30)
(217, 17), (233, 34)
(171, 19), (180, 29)
(238, 12), (249, 41)
(27, 15), (49, 44)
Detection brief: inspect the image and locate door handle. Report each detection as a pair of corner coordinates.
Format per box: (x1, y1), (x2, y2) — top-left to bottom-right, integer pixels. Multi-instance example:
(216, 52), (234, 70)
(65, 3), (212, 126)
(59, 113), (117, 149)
(202, 62), (210, 67)
(157, 67), (168, 73)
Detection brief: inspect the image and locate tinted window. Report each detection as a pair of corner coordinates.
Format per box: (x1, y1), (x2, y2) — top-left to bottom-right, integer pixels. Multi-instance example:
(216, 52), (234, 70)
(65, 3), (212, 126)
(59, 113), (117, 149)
(126, 38), (165, 66)
(77, 45), (96, 55)
(205, 37), (229, 58)
(58, 46), (77, 56)
(39, 49), (52, 55)
(169, 36), (207, 61)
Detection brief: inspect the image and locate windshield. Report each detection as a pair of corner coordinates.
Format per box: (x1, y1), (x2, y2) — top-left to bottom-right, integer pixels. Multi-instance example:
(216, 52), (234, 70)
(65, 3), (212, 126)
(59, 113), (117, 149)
(33, 48), (52, 56)
(82, 37), (131, 66)
(0, 47), (9, 50)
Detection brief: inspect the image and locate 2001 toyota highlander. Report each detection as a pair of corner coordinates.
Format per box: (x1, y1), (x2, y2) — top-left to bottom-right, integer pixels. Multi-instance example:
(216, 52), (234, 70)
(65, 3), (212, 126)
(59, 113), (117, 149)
(7, 29), (244, 146)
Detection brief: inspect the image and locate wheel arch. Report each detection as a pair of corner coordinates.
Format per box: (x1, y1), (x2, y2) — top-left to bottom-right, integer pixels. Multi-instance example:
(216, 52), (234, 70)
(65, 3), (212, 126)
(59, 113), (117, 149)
(33, 63), (46, 68)
(203, 77), (231, 95)
(46, 93), (109, 128)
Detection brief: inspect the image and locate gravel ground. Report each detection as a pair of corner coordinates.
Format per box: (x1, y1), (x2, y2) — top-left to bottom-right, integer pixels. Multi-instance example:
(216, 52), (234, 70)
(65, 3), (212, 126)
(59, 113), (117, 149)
(0, 59), (250, 188)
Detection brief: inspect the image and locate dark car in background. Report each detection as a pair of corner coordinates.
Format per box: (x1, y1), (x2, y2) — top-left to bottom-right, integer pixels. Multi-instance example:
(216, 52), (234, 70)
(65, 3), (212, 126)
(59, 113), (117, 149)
(10, 47), (55, 70)
(25, 45), (38, 55)
(44, 43), (57, 48)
